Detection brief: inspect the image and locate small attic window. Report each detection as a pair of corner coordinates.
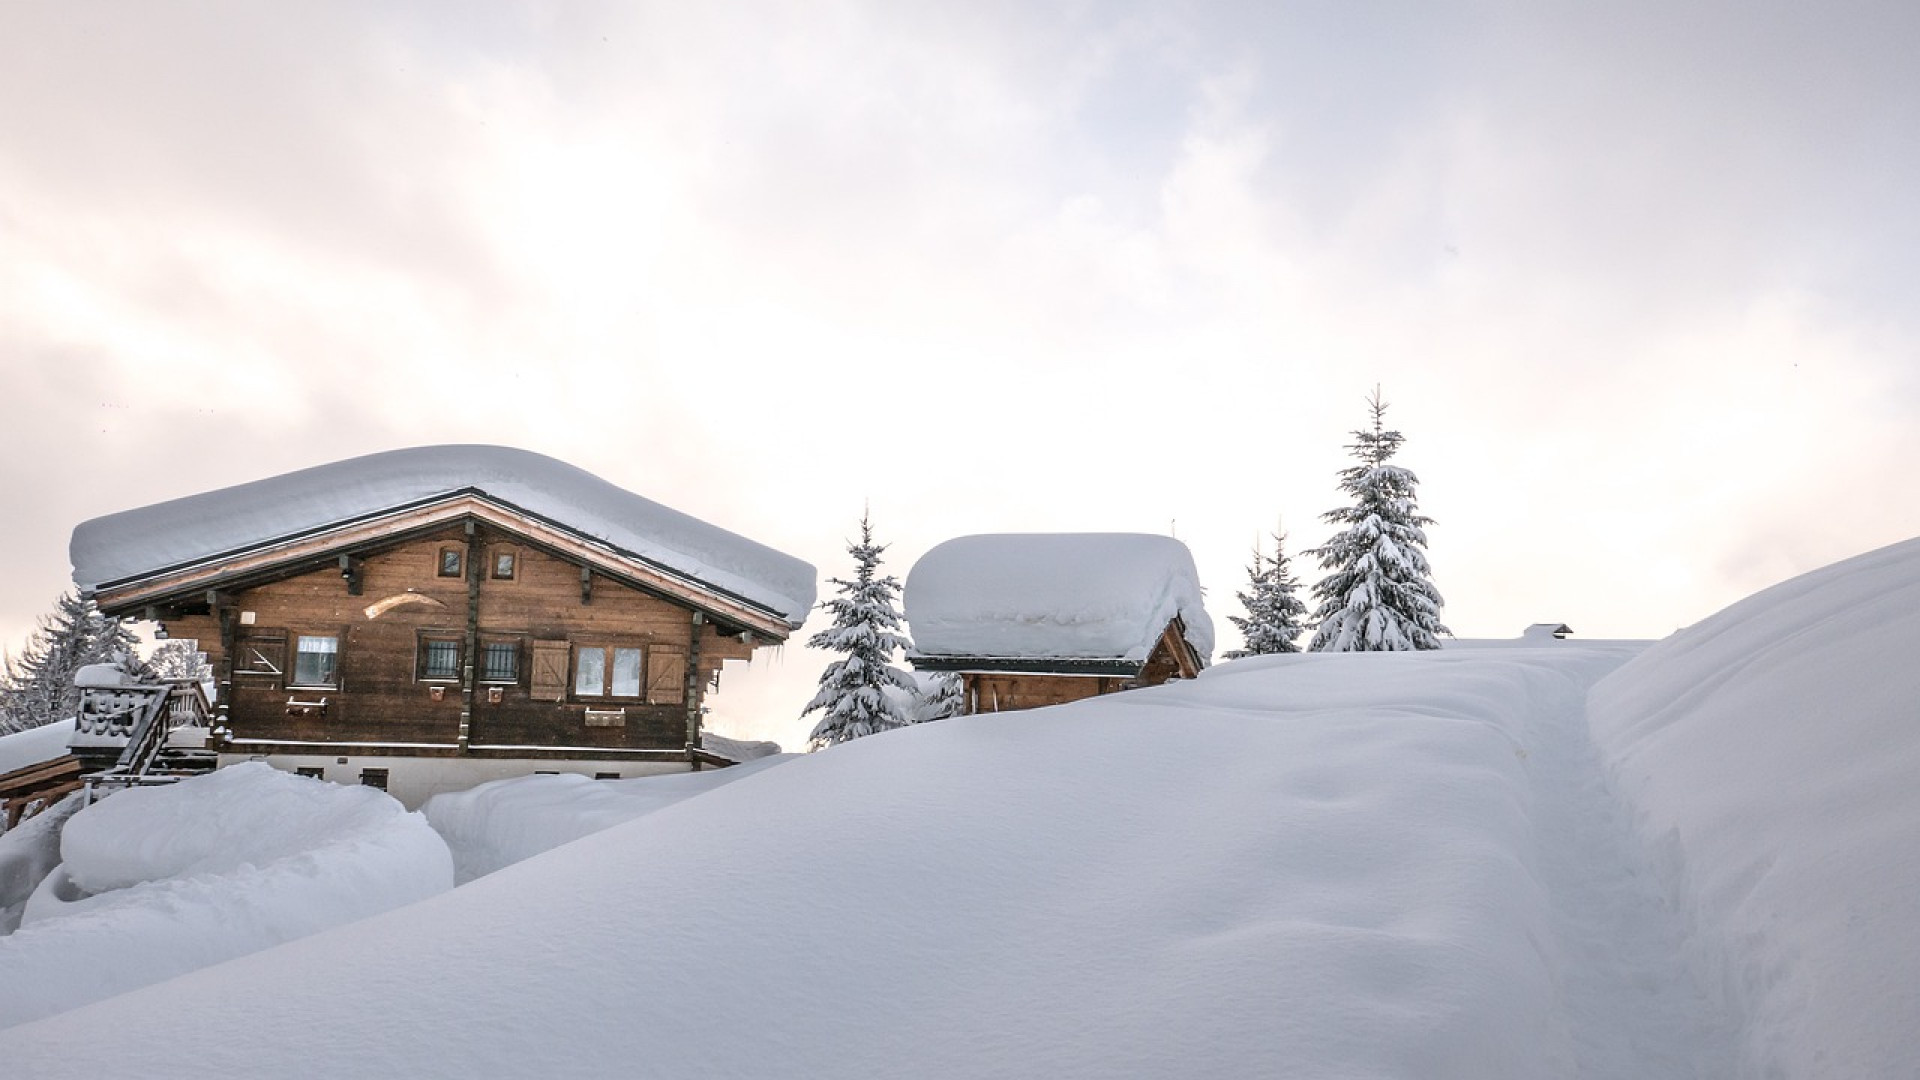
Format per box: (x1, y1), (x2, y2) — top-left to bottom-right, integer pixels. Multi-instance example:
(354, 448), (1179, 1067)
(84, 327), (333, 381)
(492, 549), (517, 580)
(438, 547), (463, 578)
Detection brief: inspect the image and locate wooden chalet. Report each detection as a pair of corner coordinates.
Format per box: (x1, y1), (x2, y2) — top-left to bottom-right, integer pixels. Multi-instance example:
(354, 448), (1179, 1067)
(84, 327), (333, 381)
(69, 446), (815, 807)
(903, 533), (1213, 714)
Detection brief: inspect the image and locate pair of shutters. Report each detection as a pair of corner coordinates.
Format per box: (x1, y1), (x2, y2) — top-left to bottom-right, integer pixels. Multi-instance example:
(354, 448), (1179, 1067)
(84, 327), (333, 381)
(529, 642), (685, 705)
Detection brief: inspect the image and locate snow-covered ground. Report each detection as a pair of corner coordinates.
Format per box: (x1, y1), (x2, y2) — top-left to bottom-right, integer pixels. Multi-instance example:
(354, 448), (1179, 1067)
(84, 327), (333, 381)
(1588, 536), (1920, 1077)
(0, 763), (452, 1028)
(423, 753), (793, 883)
(1, 536), (1916, 1078)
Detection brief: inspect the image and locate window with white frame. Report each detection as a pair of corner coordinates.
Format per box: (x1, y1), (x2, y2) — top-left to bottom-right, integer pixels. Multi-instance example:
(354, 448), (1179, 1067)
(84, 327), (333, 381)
(292, 634), (339, 688)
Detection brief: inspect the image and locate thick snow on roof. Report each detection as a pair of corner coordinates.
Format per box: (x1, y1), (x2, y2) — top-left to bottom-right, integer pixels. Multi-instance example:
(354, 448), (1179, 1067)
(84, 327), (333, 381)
(0, 720), (74, 778)
(69, 445), (816, 626)
(905, 533), (1214, 663)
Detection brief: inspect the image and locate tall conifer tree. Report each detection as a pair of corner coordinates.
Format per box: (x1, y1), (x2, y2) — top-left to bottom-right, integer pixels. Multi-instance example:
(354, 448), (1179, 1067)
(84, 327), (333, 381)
(1306, 390), (1448, 651)
(802, 512), (917, 749)
(1225, 531), (1309, 657)
(0, 590), (146, 734)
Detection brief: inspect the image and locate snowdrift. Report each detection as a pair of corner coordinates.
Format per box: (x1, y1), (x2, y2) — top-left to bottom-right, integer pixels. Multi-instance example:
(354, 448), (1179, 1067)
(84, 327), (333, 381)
(0, 647), (1636, 1078)
(1589, 536), (1920, 1078)
(0, 764), (452, 1029)
(423, 754), (792, 883)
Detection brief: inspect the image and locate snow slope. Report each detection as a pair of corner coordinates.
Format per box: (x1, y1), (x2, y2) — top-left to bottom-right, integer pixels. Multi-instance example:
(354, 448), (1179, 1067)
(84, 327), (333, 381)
(7, 535), (1917, 1076)
(0, 764), (452, 1028)
(0, 645), (1663, 1077)
(1589, 535), (1920, 1078)
(423, 754), (793, 883)
(68, 444), (817, 625)
(906, 532), (1215, 662)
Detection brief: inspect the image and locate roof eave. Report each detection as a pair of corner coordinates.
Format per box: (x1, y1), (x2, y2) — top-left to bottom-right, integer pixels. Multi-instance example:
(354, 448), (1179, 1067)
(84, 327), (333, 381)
(86, 493), (797, 640)
(906, 655), (1144, 677)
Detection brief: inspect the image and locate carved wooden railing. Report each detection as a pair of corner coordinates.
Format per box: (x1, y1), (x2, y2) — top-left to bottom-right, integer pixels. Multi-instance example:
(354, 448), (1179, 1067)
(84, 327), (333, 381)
(72, 679), (212, 784)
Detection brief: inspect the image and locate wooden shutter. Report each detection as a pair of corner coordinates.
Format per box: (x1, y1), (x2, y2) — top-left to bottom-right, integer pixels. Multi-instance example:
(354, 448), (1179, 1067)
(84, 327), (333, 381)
(531, 641), (570, 702)
(647, 646), (686, 705)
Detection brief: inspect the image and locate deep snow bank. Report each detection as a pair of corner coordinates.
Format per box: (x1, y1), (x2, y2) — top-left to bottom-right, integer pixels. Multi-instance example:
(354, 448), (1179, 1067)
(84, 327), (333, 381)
(1589, 536), (1920, 1079)
(423, 754), (792, 883)
(0, 764), (452, 1029)
(0, 647), (1634, 1078)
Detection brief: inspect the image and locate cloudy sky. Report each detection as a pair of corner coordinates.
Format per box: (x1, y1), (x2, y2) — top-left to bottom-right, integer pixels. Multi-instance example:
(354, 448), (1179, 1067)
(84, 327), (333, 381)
(4, 1), (1917, 747)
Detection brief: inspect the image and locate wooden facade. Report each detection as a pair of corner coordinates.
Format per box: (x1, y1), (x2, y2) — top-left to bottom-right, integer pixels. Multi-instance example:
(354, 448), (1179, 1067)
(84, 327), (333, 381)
(923, 617), (1206, 716)
(90, 508), (781, 782)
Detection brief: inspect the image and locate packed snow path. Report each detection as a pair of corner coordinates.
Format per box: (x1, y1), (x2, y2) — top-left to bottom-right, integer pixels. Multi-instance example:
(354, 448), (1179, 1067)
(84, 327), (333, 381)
(1506, 650), (1736, 1079)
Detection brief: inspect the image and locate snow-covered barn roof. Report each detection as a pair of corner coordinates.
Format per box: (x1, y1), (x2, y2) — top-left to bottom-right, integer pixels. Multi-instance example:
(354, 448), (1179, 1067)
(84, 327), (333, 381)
(70, 445), (817, 628)
(904, 533), (1214, 667)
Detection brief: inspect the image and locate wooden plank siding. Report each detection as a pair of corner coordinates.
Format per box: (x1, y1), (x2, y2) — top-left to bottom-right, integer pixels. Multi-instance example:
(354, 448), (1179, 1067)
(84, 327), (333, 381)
(961, 673), (1130, 713)
(152, 523), (761, 760)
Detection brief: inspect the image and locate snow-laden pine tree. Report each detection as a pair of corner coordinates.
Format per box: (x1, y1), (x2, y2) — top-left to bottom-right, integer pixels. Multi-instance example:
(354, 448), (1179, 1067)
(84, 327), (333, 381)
(1306, 391), (1449, 651)
(802, 513), (917, 750)
(1225, 531), (1309, 657)
(914, 671), (964, 722)
(147, 639), (213, 685)
(0, 590), (146, 734)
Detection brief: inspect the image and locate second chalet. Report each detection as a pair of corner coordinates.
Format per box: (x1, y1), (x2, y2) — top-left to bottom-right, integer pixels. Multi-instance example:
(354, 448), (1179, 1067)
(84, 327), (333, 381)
(903, 533), (1213, 714)
(68, 445), (816, 806)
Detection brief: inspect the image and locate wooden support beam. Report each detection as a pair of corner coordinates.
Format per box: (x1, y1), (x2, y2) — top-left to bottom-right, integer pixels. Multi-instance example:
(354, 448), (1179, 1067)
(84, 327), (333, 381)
(338, 554), (364, 596)
(580, 566), (593, 605)
(684, 611), (704, 769)
(459, 524), (482, 753)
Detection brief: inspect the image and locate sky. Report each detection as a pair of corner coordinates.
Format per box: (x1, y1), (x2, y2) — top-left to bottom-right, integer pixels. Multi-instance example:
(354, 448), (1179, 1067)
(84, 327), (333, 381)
(3, 0), (1918, 748)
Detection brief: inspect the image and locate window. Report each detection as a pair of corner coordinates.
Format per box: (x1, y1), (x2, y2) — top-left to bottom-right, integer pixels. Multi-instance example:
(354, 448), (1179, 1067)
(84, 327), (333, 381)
(236, 634), (285, 677)
(295, 767), (325, 780)
(418, 635), (461, 682)
(492, 549), (517, 580)
(481, 641), (518, 684)
(574, 647), (605, 696)
(359, 768), (389, 791)
(573, 644), (645, 698)
(292, 635), (339, 687)
(438, 547), (463, 578)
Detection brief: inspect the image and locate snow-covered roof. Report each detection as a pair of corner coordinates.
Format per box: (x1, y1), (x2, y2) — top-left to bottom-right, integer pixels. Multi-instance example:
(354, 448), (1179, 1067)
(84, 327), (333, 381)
(69, 445), (816, 627)
(904, 533), (1213, 665)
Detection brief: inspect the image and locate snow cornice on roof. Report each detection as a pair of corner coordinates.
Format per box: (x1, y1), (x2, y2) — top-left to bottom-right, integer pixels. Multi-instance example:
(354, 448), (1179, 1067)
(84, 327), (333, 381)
(904, 533), (1214, 665)
(70, 446), (817, 632)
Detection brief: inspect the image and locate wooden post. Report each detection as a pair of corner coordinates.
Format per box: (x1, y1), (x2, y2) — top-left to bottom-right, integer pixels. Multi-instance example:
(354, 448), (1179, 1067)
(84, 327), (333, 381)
(685, 611), (704, 769)
(214, 599), (234, 737)
(459, 522), (481, 752)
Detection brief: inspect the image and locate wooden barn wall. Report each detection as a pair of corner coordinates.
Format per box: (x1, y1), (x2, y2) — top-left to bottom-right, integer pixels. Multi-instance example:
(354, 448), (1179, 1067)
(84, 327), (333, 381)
(157, 523), (760, 755)
(961, 673), (1126, 714)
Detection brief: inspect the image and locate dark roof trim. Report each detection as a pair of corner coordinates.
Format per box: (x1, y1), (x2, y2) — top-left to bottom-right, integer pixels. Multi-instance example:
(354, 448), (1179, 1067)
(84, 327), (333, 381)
(908, 655), (1144, 677)
(89, 488), (787, 624)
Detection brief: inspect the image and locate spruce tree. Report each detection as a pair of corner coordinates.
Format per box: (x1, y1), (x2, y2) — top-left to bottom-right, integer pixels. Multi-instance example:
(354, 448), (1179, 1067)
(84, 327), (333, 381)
(801, 512), (917, 750)
(915, 672), (964, 722)
(1225, 531), (1309, 658)
(1306, 390), (1448, 652)
(0, 590), (147, 734)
